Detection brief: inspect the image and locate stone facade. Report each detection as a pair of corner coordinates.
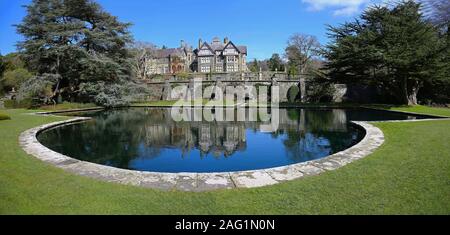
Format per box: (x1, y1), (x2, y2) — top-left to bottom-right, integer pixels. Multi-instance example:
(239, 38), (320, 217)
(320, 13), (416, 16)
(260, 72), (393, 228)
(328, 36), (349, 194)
(195, 37), (247, 73)
(147, 37), (248, 75)
(147, 41), (194, 75)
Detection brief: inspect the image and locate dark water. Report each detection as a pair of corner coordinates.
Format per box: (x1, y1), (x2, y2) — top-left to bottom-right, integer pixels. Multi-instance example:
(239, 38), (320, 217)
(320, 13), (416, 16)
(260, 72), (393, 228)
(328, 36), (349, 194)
(37, 108), (427, 173)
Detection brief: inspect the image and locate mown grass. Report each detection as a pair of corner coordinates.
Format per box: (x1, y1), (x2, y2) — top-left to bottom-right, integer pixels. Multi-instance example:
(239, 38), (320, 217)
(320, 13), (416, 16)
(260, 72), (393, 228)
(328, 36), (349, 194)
(0, 106), (449, 214)
(387, 105), (450, 117)
(131, 100), (178, 106)
(38, 102), (98, 111)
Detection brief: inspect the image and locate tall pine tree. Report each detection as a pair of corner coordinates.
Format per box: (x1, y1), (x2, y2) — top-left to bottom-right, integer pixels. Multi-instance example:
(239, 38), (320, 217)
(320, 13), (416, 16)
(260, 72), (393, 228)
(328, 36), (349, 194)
(324, 1), (444, 105)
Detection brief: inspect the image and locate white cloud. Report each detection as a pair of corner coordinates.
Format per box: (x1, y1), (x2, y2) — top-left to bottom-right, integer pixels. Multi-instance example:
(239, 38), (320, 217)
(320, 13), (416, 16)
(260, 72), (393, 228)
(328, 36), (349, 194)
(302, 0), (371, 16)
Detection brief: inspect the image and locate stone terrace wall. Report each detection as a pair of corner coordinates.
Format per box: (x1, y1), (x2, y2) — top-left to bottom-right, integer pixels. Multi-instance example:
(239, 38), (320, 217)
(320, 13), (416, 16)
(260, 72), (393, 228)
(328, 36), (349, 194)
(149, 71), (291, 81)
(142, 79), (385, 103)
(333, 84), (386, 103)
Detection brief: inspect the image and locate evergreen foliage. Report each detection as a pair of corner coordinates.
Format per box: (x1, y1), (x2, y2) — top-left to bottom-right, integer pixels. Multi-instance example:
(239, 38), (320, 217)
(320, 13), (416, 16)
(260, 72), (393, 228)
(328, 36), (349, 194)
(16, 0), (147, 107)
(324, 1), (447, 105)
(267, 53), (284, 71)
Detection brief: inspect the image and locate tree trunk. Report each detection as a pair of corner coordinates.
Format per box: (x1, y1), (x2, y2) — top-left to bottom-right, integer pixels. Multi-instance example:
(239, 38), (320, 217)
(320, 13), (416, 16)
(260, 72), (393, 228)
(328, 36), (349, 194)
(401, 78), (420, 105)
(407, 85), (419, 105)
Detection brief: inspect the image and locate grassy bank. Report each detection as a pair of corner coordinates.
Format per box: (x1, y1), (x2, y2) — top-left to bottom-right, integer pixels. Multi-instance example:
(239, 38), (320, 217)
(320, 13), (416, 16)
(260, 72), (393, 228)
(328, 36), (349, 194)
(0, 106), (449, 214)
(387, 105), (450, 117)
(38, 102), (98, 111)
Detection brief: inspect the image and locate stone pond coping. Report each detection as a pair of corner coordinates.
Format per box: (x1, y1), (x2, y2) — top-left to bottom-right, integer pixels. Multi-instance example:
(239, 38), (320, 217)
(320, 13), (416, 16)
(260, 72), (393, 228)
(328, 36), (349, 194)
(18, 113), (391, 192)
(19, 106), (450, 191)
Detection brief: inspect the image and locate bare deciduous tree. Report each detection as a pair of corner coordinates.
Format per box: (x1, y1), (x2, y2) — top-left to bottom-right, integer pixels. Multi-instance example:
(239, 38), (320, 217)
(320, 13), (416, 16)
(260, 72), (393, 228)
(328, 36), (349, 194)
(285, 33), (321, 75)
(285, 33), (322, 102)
(130, 41), (158, 80)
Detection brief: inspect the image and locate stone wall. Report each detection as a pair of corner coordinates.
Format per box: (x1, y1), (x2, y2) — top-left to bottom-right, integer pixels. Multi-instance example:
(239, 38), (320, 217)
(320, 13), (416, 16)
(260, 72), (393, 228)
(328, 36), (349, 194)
(332, 84), (384, 103)
(148, 71), (291, 81)
(146, 83), (165, 101)
(144, 79), (384, 103)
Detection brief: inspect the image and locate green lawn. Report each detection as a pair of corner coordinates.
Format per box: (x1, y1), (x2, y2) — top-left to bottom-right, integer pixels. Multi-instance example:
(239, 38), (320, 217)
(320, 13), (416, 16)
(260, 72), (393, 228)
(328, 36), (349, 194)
(0, 106), (449, 214)
(131, 100), (178, 106)
(38, 102), (99, 111)
(388, 105), (450, 117)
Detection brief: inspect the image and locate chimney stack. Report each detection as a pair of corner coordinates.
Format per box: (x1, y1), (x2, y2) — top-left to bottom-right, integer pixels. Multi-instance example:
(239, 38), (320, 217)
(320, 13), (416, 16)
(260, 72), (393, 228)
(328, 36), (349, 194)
(198, 38), (203, 49)
(224, 37), (229, 44)
(180, 40), (185, 48)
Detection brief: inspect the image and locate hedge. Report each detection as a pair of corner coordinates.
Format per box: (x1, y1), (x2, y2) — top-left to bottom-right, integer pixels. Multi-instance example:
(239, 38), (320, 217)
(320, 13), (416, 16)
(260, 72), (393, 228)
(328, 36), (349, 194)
(0, 113), (11, 120)
(3, 98), (34, 109)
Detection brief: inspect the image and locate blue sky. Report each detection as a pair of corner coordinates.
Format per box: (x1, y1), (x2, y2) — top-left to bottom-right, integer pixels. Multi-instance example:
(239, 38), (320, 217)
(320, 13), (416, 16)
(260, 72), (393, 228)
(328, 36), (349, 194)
(0, 0), (384, 60)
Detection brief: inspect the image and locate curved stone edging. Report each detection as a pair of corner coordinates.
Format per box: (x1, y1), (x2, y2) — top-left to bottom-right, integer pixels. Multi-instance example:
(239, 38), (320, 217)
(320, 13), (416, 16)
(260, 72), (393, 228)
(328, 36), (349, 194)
(19, 117), (384, 191)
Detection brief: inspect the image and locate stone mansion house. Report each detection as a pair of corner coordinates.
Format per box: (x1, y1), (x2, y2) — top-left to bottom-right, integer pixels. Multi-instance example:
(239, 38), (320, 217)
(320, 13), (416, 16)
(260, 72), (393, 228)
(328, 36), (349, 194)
(148, 37), (248, 75)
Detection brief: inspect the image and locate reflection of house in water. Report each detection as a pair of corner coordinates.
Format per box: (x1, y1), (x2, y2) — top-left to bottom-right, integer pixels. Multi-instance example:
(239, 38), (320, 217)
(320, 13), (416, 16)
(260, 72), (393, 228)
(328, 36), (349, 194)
(138, 108), (350, 158)
(141, 121), (246, 158)
(198, 124), (246, 157)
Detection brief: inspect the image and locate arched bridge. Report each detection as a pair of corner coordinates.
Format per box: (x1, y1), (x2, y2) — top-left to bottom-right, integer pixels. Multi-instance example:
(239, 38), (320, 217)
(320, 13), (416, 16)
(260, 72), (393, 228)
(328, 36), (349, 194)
(143, 79), (306, 103)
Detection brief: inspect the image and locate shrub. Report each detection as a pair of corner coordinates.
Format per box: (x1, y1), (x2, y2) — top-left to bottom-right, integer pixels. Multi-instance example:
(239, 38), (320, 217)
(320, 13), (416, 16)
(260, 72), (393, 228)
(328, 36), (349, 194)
(17, 98), (35, 108)
(175, 72), (190, 80)
(287, 85), (300, 103)
(79, 80), (150, 108)
(150, 74), (164, 80)
(3, 98), (34, 109)
(3, 100), (15, 109)
(307, 82), (336, 103)
(16, 74), (58, 105)
(1, 68), (32, 89)
(305, 73), (337, 103)
(0, 113), (10, 120)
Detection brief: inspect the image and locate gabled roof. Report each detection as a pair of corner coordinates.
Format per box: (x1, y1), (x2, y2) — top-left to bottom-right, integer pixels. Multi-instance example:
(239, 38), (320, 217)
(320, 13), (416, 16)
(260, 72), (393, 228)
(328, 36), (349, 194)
(154, 48), (186, 58)
(237, 46), (247, 55)
(210, 38), (225, 51)
(223, 41), (247, 55)
(199, 42), (214, 53)
(194, 39), (247, 55)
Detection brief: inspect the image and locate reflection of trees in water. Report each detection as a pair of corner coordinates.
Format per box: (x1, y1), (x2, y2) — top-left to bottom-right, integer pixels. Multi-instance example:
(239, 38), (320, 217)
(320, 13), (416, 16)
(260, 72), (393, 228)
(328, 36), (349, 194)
(42, 109), (155, 168)
(283, 132), (332, 162)
(279, 108), (357, 162)
(280, 129), (361, 162)
(40, 108), (250, 167)
(285, 108), (347, 132)
(38, 108), (362, 168)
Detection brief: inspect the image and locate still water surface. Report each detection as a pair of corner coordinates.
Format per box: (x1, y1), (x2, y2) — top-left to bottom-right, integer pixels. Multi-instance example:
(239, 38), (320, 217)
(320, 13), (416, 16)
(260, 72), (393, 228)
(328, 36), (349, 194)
(37, 108), (426, 172)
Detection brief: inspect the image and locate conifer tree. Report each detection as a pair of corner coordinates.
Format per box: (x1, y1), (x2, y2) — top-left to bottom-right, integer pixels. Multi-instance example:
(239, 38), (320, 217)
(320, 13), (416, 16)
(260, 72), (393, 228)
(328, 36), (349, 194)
(324, 1), (444, 105)
(16, 0), (137, 106)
